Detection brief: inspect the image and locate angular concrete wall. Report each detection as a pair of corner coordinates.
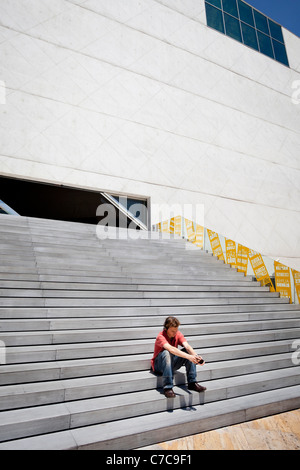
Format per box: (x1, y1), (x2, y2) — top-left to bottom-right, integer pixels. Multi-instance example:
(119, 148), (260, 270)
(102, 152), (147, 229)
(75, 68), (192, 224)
(0, 0), (299, 269)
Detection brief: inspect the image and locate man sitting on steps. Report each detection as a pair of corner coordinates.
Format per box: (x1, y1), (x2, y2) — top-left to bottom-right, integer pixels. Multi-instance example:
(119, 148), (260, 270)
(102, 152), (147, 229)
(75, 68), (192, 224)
(151, 316), (207, 398)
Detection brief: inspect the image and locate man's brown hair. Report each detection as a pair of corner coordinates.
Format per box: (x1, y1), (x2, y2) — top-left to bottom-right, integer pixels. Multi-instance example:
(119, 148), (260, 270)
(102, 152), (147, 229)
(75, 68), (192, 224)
(163, 316), (180, 330)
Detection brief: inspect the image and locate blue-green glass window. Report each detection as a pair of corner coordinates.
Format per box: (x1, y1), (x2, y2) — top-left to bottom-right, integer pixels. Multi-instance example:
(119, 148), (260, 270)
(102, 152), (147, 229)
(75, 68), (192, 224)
(205, 0), (289, 67)
(272, 39), (289, 66)
(268, 19), (284, 43)
(254, 10), (269, 35)
(238, 0), (254, 27)
(205, 3), (225, 34)
(241, 22), (258, 51)
(206, 0), (222, 8)
(257, 31), (274, 58)
(222, 0), (238, 18)
(224, 13), (242, 42)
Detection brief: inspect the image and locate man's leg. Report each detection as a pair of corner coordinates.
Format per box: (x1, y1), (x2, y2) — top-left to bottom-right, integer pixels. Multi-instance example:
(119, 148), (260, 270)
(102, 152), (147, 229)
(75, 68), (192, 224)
(173, 355), (197, 383)
(154, 350), (174, 390)
(173, 351), (206, 392)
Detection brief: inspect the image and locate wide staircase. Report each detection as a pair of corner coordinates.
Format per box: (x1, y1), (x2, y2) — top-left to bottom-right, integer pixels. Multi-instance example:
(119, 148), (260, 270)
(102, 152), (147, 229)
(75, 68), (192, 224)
(0, 214), (300, 450)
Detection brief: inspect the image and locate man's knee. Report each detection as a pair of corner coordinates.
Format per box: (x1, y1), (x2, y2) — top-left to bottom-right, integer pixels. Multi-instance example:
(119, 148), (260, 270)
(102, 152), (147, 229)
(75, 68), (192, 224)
(161, 349), (172, 363)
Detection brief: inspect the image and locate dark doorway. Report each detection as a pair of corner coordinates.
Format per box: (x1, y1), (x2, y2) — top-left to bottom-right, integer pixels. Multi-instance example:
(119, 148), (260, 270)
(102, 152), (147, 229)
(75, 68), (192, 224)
(0, 176), (148, 228)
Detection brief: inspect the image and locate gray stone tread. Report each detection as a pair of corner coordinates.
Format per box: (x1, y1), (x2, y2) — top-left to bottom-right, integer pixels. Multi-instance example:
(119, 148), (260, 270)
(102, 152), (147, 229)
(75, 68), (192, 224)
(0, 288), (277, 298)
(0, 271), (254, 281)
(0, 384), (300, 449)
(0, 267), (246, 279)
(1, 318), (298, 337)
(1, 214), (299, 449)
(1, 305), (297, 319)
(0, 297), (288, 308)
(0, 365), (299, 440)
(0, 351), (295, 386)
(1, 327), (300, 352)
(1, 313), (300, 332)
(0, 281), (267, 290)
(1, 363), (299, 411)
(2, 337), (296, 365)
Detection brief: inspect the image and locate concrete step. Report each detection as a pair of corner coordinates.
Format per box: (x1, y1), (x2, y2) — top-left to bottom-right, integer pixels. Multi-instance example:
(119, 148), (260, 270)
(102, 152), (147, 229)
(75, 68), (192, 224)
(2, 307), (298, 324)
(2, 328), (300, 364)
(25, 223), (176, 238)
(0, 363), (299, 443)
(0, 263), (243, 275)
(0, 265), (237, 277)
(27, 243), (212, 255)
(29, 245), (211, 256)
(0, 296), (289, 308)
(3, 308), (300, 327)
(0, 214), (174, 239)
(0, 228), (177, 243)
(1, 338), (299, 385)
(25, 240), (187, 253)
(2, 384), (297, 451)
(30, 263), (235, 276)
(1, 332), (295, 365)
(0, 280), (267, 290)
(0, 231), (31, 241)
(0, 219), (28, 229)
(0, 213), (299, 449)
(0, 243), (33, 251)
(104, 251), (220, 261)
(0, 271), (255, 283)
(0, 245), (223, 262)
(0, 349), (298, 405)
(32, 257), (226, 268)
(0, 288), (278, 299)
(1, 311), (299, 332)
(121, 265), (233, 273)
(0, 242), (190, 256)
(1, 320), (299, 346)
(0, 250), (35, 258)
(1, 303), (298, 319)
(27, 231), (183, 245)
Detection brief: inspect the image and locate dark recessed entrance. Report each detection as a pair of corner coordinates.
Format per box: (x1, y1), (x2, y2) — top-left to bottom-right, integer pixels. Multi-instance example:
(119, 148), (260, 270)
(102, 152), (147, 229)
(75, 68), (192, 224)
(0, 176), (148, 229)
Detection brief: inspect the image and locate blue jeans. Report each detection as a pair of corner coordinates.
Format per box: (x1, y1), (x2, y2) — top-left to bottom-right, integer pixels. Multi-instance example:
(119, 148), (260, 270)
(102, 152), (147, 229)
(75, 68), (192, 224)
(154, 349), (197, 390)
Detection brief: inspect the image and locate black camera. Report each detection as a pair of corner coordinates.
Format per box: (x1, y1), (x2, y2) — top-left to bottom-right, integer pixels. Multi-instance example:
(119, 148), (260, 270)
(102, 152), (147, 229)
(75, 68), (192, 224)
(196, 355), (204, 364)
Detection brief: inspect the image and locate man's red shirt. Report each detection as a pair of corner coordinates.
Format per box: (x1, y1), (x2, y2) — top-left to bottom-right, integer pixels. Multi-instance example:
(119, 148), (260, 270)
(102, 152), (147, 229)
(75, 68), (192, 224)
(151, 329), (186, 371)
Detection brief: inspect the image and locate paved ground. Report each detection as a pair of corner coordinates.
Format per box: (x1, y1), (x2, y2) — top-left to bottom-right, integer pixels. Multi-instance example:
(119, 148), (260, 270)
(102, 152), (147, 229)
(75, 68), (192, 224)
(140, 409), (300, 450)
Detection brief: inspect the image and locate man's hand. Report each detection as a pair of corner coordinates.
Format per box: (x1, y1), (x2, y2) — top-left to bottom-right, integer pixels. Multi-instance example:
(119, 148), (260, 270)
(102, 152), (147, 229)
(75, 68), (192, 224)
(183, 342), (205, 365)
(190, 354), (205, 365)
(189, 354), (201, 364)
(196, 355), (205, 365)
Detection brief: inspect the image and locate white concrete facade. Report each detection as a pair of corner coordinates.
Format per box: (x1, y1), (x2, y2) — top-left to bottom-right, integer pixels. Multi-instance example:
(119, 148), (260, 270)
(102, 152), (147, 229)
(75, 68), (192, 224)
(0, 0), (299, 269)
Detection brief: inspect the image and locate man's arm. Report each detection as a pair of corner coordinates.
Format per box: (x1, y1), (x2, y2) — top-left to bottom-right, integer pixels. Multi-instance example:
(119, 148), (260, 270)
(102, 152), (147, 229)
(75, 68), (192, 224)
(182, 341), (196, 356)
(163, 342), (199, 364)
(182, 341), (204, 364)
